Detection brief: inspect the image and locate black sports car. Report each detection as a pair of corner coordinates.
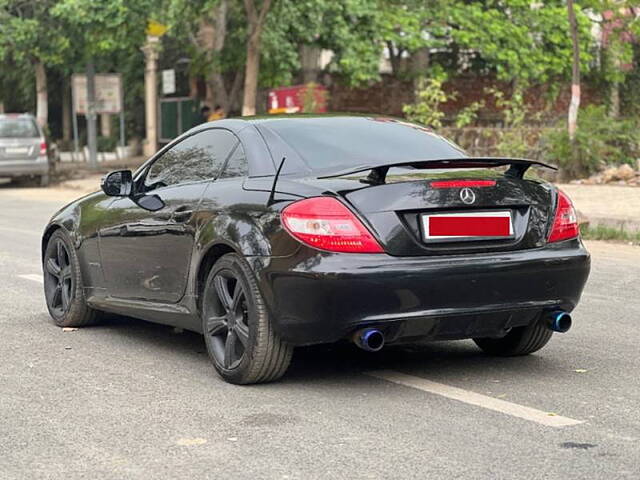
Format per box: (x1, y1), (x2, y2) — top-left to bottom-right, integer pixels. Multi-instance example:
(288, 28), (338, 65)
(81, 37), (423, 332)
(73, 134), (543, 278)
(42, 116), (590, 384)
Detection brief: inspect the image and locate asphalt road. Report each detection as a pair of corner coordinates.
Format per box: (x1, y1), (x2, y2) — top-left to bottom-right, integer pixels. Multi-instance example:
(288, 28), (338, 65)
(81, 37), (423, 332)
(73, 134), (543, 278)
(1, 186), (639, 480)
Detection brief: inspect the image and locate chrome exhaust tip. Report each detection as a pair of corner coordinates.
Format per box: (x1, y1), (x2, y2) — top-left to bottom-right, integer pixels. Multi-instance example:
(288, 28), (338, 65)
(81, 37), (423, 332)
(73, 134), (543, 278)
(353, 328), (385, 352)
(547, 311), (572, 333)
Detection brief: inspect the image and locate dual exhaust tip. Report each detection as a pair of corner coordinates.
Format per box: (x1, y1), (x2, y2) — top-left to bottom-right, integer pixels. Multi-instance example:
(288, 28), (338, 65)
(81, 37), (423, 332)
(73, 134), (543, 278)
(353, 310), (573, 352)
(352, 310), (572, 352)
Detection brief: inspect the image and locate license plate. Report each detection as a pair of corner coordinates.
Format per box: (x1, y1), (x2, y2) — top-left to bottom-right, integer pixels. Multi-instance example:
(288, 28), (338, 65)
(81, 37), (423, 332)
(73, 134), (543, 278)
(4, 147), (29, 155)
(421, 211), (514, 241)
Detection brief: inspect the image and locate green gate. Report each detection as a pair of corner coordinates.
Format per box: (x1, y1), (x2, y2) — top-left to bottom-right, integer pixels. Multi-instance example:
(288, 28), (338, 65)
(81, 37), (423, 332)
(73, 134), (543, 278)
(159, 97), (199, 143)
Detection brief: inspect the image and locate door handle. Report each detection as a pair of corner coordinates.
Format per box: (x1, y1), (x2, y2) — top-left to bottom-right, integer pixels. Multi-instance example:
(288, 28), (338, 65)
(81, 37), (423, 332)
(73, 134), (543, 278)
(171, 205), (194, 222)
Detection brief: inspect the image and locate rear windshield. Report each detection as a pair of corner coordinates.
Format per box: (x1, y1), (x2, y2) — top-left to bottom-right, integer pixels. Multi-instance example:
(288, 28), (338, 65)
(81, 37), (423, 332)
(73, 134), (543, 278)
(0, 118), (39, 138)
(259, 117), (465, 171)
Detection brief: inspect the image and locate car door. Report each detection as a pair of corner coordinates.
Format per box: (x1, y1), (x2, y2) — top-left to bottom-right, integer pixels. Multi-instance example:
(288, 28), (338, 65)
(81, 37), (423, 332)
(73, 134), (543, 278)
(99, 128), (239, 302)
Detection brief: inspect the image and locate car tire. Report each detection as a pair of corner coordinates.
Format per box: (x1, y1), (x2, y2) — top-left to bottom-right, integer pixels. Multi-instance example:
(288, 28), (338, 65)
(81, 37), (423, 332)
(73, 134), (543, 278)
(473, 319), (553, 356)
(43, 230), (98, 327)
(202, 253), (293, 385)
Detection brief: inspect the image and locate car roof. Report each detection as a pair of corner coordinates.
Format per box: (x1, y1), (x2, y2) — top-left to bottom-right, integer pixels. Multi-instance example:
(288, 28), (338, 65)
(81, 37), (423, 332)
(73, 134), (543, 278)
(187, 114), (408, 134)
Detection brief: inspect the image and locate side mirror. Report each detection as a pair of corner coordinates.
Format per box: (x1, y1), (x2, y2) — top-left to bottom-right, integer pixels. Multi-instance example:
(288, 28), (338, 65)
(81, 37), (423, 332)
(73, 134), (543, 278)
(101, 170), (133, 197)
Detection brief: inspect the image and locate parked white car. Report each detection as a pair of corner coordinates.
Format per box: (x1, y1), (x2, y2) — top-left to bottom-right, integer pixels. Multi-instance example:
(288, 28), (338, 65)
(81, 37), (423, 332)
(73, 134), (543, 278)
(0, 113), (52, 186)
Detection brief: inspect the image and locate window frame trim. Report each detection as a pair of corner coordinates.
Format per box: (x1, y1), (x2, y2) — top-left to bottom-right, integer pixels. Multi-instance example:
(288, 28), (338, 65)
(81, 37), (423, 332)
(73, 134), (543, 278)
(135, 127), (242, 192)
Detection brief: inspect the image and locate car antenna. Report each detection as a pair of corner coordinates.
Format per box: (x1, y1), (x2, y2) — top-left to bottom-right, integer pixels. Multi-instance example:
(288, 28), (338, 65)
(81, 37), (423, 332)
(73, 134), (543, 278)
(267, 157), (286, 206)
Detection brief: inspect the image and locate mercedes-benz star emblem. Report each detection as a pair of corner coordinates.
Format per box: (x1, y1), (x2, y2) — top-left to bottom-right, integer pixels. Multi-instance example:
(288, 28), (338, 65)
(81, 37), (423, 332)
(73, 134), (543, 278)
(459, 187), (476, 204)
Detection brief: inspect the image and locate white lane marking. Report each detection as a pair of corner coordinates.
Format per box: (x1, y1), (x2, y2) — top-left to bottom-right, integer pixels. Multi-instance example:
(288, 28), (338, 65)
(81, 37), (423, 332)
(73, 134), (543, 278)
(0, 226), (41, 236)
(19, 274), (43, 284)
(365, 370), (583, 428)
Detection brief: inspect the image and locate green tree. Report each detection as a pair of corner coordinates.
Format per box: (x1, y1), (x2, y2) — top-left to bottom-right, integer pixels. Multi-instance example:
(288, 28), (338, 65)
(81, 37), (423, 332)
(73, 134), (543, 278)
(449, 0), (594, 85)
(0, 0), (70, 127)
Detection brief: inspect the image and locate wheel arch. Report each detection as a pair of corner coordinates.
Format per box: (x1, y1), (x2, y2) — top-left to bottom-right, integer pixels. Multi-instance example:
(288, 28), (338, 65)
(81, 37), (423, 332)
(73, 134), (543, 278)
(41, 223), (65, 263)
(194, 242), (238, 313)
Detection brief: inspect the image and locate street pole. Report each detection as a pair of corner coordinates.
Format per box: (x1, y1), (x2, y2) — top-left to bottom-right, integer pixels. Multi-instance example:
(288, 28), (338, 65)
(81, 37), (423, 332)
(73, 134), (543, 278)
(86, 62), (98, 168)
(142, 35), (160, 157)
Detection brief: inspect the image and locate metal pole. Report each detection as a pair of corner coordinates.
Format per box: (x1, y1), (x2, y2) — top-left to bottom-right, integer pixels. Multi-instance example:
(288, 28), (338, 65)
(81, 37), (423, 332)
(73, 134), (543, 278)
(119, 77), (126, 148)
(71, 76), (80, 157)
(86, 62), (98, 169)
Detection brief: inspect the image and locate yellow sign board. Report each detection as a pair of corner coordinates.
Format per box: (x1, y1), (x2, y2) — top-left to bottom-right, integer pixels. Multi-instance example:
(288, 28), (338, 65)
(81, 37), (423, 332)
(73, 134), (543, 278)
(146, 20), (168, 37)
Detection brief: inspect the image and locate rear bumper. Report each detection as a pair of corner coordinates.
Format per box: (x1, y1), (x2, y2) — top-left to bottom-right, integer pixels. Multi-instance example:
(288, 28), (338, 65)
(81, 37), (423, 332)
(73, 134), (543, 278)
(0, 157), (49, 177)
(255, 239), (591, 345)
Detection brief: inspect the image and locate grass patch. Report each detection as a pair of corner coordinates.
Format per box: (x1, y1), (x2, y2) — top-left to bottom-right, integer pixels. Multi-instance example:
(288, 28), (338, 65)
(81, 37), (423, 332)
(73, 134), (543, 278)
(581, 224), (640, 245)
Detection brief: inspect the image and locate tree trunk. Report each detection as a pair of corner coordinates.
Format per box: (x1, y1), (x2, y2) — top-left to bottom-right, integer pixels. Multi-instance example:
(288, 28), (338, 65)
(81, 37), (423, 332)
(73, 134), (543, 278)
(567, 0), (580, 141)
(34, 61), (48, 129)
(386, 41), (403, 76)
(610, 82), (620, 118)
(62, 78), (71, 141)
(300, 44), (321, 83)
(242, 35), (261, 116)
(100, 114), (112, 137)
(241, 0), (272, 116)
(197, 0), (231, 111)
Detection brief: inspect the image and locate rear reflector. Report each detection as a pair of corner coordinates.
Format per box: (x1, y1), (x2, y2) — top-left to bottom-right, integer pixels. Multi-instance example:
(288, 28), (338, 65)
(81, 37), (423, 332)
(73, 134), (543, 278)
(281, 197), (384, 253)
(430, 180), (496, 188)
(39, 142), (47, 156)
(548, 190), (579, 243)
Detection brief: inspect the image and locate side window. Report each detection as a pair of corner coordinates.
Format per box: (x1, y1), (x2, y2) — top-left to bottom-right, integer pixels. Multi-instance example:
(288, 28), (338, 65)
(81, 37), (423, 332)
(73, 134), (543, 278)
(219, 143), (249, 179)
(144, 129), (239, 190)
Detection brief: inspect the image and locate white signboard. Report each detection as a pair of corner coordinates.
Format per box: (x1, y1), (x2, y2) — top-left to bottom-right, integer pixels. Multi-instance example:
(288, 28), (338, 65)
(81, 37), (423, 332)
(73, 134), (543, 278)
(162, 69), (176, 95)
(72, 73), (123, 114)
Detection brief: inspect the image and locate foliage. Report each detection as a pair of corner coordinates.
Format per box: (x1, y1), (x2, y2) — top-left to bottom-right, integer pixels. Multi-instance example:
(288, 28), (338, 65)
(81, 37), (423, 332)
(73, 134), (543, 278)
(486, 88), (534, 158)
(580, 224), (640, 245)
(542, 105), (640, 179)
(449, 0), (594, 85)
(454, 101), (484, 128)
(402, 74), (450, 128)
(0, 0), (70, 65)
(51, 0), (156, 59)
(97, 136), (118, 152)
(297, 82), (328, 113)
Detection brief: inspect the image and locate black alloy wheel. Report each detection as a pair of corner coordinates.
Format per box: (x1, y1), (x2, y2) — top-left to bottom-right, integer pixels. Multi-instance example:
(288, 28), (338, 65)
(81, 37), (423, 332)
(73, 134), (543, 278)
(202, 253), (292, 384)
(205, 270), (251, 369)
(43, 230), (97, 327)
(44, 237), (74, 318)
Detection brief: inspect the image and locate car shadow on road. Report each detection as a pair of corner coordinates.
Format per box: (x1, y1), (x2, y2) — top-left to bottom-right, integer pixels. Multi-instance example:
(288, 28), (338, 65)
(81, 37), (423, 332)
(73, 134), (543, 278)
(80, 313), (564, 386)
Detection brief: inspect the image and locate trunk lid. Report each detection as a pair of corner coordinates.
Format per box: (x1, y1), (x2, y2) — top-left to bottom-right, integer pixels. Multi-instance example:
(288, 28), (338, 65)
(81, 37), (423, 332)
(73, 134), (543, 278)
(0, 137), (41, 161)
(341, 172), (554, 256)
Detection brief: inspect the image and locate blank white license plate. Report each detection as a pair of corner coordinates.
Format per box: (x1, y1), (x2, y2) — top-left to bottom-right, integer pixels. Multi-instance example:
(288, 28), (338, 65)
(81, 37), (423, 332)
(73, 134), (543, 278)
(422, 211), (514, 241)
(4, 147), (29, 155)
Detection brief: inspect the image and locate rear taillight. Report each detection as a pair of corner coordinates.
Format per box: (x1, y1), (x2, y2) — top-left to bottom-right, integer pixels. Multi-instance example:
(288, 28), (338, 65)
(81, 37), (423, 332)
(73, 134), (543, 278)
(281, 197), (384, 253)
(548, 190), (579, 243)
(39, 142), (47, 156)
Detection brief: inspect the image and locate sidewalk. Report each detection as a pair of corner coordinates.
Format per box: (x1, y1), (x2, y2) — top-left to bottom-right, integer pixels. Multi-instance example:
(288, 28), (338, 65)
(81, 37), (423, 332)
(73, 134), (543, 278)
(558, 184), (640, 233)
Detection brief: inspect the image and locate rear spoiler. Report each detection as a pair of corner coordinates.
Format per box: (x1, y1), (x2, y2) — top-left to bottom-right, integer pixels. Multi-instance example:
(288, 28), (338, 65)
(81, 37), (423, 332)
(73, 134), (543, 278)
(317, 157), (557, 185)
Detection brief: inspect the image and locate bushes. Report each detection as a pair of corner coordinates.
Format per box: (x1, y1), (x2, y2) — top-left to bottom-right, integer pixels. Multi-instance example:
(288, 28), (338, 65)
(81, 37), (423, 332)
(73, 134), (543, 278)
(542, 106), (640, 179)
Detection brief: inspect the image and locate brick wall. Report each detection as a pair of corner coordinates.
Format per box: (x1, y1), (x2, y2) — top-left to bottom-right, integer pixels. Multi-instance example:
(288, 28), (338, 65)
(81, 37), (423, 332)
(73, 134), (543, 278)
(328, 74), (600, 124)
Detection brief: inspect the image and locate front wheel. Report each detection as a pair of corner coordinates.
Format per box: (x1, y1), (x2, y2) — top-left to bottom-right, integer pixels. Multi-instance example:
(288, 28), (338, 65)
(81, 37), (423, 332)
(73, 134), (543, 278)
(202, 253), (292, 385)
(473, 319), (553, 356)
(43, 230), (98, 327)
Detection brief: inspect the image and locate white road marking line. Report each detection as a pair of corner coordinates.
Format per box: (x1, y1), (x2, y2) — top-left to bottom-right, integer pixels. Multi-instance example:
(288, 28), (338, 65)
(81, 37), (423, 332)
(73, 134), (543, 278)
(0, 226), (41, 236)
(19, 274), (43, 284)
(365, 370), (583, 428)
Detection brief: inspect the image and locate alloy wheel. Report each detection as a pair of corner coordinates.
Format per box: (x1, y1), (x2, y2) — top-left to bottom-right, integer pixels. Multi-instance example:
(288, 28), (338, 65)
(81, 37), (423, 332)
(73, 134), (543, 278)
(205, 270), (250, 369)
(44, 239), (74, 317)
